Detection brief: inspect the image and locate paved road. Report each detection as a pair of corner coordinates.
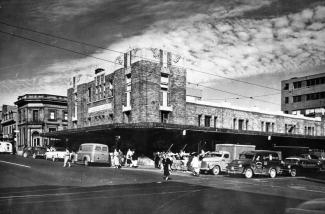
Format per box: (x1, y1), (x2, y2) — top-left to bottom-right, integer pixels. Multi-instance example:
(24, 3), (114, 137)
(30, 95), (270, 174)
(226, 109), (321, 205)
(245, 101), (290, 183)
(0, 154), (324, 214)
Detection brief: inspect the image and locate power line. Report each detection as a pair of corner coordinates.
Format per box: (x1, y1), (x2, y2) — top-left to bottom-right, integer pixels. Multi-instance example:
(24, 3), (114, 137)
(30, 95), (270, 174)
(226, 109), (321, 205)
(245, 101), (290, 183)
(187, 82), (280, 105)
(205, 92), (281, 101)
(0, 21), (280, 91)
(0, 30), (120, 66)
(0, 29), (280, 106)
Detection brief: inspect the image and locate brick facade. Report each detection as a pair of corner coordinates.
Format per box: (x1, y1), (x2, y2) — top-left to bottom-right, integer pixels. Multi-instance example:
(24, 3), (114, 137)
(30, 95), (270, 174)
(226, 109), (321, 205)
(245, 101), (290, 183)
(67, 48), (324, 138)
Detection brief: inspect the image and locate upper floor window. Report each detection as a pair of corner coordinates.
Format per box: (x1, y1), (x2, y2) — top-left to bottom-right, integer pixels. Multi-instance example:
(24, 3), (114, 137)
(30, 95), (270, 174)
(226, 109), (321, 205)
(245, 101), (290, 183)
(33, 110), (39, 121)
(63, 111), (68, 121)
(293, 81), (302, 89)
(204, 116), (211, 127)
(283, 83), (289, 90)
(88, 87), (92, 102)
(285, 97), (289, 104)
(238, 119), (244, 130)
(49, 110), (56, 120)
(293, 95), (302, 103)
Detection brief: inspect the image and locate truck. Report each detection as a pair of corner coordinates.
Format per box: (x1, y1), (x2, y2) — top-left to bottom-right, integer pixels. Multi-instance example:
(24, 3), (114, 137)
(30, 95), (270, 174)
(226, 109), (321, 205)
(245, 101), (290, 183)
(200, 144), (256, 175)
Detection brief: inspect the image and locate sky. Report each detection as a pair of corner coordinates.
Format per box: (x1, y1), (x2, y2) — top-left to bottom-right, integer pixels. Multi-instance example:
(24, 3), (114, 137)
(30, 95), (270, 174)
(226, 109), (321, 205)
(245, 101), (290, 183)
(0, 0), (325, 113)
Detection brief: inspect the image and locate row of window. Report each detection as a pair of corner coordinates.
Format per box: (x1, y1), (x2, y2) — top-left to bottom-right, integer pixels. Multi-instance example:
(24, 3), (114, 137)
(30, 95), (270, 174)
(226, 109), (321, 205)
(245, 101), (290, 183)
(18, 109), (68, 122)
(2, 124), (15, 135)
(2, 111), (16, 121)
(283, 76), (325, 90)
(88, 81), (114, 102)
(285, 91), (325, 103)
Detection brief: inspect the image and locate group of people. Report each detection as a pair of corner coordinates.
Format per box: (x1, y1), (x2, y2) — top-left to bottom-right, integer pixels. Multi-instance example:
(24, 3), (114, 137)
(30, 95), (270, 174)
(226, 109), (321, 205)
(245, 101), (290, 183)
(113, 148), (137, 168)
(156, 150), (206, 180)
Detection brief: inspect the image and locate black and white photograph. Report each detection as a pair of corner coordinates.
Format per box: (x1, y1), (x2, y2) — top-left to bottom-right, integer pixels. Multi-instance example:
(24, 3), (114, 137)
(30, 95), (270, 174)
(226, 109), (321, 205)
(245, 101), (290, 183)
(0, 0), (325, 213)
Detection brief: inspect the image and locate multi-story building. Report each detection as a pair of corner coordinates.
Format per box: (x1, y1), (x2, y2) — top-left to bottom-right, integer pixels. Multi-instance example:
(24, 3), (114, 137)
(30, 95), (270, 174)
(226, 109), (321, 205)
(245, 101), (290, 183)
(15, 94), (68, 149)
(281, 73), (325, 118)
(0, 105), (17, 143)
(46, 49), (325, 154)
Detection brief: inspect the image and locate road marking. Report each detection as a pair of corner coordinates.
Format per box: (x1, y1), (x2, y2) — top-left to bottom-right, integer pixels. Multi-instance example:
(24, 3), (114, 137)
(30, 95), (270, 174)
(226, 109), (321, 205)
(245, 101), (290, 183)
(5, 188), (209, 205)
(0, 160), (30, 168)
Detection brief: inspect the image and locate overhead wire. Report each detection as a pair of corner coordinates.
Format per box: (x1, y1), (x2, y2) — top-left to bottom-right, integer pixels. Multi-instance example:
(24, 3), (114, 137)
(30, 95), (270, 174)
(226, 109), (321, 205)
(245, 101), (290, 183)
(0, 29), (280, 105)
(0, 21), (280, 91)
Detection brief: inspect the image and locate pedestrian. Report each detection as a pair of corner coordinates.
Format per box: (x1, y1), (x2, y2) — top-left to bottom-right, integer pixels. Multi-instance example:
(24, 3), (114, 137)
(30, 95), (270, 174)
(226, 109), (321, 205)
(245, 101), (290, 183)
(113, 149), (120, 169)
(131, 149), (138, 168)
(118, 149), (124, 167)
(126, 148), (132, 167)
(63, 148), (71, 167)
(191, 153), (200, 176)
(154, 152), (160, 168)
(162, 153), (173, 180)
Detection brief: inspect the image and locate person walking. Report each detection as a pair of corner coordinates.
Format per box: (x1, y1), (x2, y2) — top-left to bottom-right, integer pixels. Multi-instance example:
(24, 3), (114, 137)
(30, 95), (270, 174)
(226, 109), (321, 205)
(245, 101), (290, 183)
(191, 153), (200, 176)
(63, 148), (71, 167)
(162, 153), (173, 181)
(113, 149), (120, 169)
(126, 148), (132, 167)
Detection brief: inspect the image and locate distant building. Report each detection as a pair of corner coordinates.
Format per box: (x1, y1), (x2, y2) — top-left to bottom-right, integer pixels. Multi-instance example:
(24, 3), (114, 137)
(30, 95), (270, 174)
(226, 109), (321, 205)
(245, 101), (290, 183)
(281, 73), (325, 118)
(45, 49), (325, 154)
(14, 94), (68, 148)
(0, 105), (17, 144)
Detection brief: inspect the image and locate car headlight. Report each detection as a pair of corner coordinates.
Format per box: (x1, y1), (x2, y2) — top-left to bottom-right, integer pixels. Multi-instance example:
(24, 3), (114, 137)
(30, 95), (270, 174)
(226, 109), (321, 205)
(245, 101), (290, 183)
(287, 165), (291, 169)
(238, 164), (242, 168)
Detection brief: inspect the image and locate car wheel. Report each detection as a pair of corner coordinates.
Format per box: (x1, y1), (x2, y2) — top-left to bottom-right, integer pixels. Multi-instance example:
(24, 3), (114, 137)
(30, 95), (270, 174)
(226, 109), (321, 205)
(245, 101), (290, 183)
(269, 168), (277, 178)
(244, 168), (253, 179)
(23, 152), (28, 158)
(212, 166), (220, 175)
(32, 154), (36, 159)
(52, 157), (56, 162)
(84, 159), (89, 166)
(290, 168), (297, 177)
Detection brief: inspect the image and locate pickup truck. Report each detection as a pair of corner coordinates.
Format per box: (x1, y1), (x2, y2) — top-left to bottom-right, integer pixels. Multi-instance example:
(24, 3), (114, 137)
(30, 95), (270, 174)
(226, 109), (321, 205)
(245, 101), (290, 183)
(45, 147), (66, 161)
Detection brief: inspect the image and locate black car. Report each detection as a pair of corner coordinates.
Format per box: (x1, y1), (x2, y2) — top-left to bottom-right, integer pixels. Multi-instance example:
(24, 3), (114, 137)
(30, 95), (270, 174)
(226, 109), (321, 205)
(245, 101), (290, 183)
(227, 150), (283, 178)
(282, 156), (322, 177)
(22, 147), (47, 159)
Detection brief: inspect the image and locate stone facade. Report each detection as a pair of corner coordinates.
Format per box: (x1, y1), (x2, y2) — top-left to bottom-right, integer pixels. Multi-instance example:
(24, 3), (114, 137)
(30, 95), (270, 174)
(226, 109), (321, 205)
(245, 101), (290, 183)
(67, 48), (324, 138)
(15, 94), (68, 148)
(0, 105), (17, 142)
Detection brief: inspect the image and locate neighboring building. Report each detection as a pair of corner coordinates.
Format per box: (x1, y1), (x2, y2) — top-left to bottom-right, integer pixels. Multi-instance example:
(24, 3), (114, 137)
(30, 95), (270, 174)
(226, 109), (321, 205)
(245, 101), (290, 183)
(15, 94), (68, 149)
(0, 105), (17, 144)
(46, 48), (325, 154)
(281, 73), (325, 118)
(0, 108), (2, 140)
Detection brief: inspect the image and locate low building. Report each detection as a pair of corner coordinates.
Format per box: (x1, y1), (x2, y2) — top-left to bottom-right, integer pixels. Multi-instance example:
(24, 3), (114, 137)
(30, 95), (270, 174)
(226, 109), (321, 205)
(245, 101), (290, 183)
(46, 49), (325, 154)
(281, 73), (325, 118)
(15, 94), (68, 149)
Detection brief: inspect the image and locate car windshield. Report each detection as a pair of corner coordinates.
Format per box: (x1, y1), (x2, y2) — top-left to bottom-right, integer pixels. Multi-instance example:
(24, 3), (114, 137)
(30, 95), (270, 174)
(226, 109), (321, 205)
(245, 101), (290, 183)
(208, 153), (222, 157)
(239, 154), (254, 160)
(55, 147), (66, 151)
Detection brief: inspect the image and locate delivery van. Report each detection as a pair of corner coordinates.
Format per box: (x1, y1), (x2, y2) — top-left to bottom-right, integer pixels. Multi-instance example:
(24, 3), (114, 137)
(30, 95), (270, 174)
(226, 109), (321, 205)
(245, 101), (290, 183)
(77, 143), (110, 166)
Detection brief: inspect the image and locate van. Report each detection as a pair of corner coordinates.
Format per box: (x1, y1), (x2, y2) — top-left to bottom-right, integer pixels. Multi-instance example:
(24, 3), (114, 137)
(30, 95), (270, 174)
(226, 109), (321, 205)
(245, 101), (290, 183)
(0, 142), (13, 154)
(77, 143), (110, 166)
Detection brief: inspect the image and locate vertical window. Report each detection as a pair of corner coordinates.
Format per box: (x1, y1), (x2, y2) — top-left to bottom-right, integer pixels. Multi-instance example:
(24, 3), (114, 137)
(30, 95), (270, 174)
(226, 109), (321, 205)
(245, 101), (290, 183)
(204, 116), (211, 127)
(214, 117), (217, 128)
(246, 120), (249, 130)
(285, 97), (289, 104)
(272, 123), (274, 132)
(265, 122), (270, 132)
(283, 83), (289, 90)
(261, 121), (264, 132)
(88, 88), (92, 102)
(233, 118), (237, 129)
(63, 111), (68, 121)
(33, 110), (39, 122)
(49, 110), (56, 120)
(238, 119), (244, 130)
(161, 111), (169, 123)
(198, 115), (202, 127)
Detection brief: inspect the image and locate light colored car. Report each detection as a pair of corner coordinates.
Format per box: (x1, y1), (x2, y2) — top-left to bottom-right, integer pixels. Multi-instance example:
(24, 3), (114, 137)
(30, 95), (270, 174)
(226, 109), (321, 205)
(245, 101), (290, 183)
(77, 143), (110, 166)
(45, 147), (66, 161)
(200, 151), (231, 175)
(0, 141), (12, 154)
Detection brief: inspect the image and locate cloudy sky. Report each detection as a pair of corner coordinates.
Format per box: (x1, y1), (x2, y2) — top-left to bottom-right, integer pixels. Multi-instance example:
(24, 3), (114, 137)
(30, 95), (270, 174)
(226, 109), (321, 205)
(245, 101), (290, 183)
(0, 0), (325, 113)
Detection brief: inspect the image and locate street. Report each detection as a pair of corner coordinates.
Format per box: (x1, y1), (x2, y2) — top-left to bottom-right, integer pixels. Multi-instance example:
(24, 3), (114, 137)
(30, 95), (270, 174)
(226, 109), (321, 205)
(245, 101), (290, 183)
(0, 154), (325, 214)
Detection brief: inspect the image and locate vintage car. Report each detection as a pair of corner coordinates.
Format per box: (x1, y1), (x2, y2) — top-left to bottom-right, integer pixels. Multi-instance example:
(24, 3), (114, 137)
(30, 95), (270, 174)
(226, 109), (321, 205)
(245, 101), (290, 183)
(200, 151), (231, 175)
(23, 147), (47, 159)
(227, 150), (282, 178)
(0, 141), (13, 154)
(282, 156), (322, 177)
(45, 147), (66, 161)
(77, 143), (110, 166)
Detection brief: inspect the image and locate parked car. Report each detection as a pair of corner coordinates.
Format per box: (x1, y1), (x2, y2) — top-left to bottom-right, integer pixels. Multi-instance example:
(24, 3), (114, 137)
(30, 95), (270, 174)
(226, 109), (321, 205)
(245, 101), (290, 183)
(77, 143), (110, 166)
(45, 147), (66, 161)
(282, 156), (322, 177)
(200, 151), (231, 175)
(286, 198), (325, 214)
(227, 150), (282, 178)
(22, 147), (47, 158)
(0, 141), (13, 154)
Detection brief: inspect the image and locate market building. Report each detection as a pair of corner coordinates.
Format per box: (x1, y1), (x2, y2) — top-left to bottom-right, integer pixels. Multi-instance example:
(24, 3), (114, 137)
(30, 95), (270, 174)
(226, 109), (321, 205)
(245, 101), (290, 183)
(15, 94), (68, 149)
(281, 72), (325, 118)
(45, 49), (325, 155)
